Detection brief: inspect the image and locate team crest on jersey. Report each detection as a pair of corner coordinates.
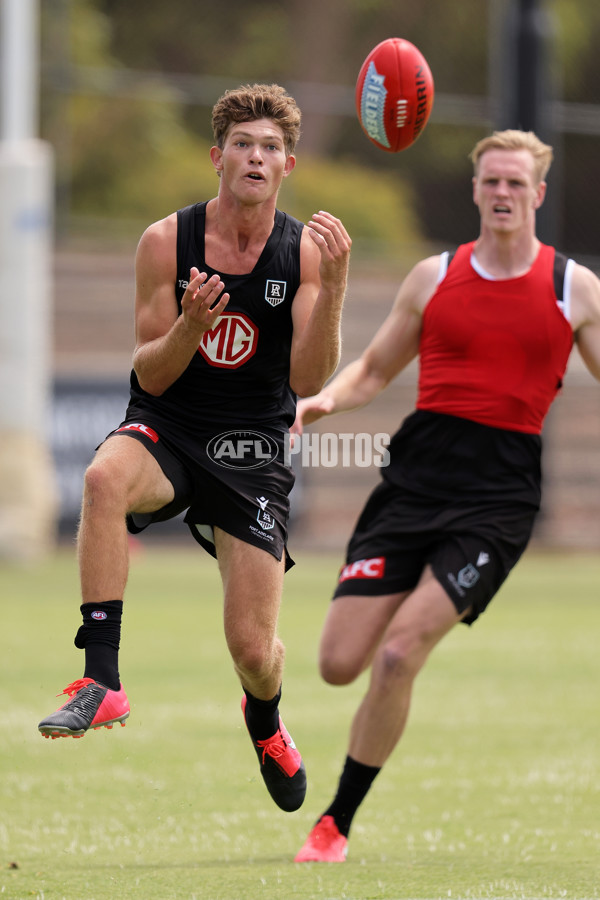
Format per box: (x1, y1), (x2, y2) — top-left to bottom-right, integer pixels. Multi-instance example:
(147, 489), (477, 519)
(256, 496), (275, 530)
(265, 280), (287, 307)
(198, 312), (258, 368)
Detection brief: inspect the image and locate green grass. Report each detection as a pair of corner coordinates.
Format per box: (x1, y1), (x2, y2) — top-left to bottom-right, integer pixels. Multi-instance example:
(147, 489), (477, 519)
(1, 546), (599, 899)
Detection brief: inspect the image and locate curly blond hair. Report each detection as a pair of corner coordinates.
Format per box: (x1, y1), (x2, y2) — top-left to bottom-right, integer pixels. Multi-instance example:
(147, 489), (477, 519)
(470, 130), (553, 183)
(211, 83), (301, 156)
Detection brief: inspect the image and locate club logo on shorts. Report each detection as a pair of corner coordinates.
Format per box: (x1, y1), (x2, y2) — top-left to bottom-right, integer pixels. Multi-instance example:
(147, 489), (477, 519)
(198, 312), (258, 368)
(338, 557), (386, 583)
(457, 563), (480, 589)
(256, 496), (275, 531)
(265, 280), (287, 307)
(207, 431), (279, 469)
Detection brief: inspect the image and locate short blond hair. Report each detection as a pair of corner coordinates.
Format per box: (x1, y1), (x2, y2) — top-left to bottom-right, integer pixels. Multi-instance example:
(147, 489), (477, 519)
(470, 129), (553, 183)
(211, 83), (301, 156)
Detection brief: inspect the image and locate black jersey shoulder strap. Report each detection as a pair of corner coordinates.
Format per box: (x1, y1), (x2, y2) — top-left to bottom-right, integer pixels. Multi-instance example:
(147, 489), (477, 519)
(553, 250), (569, 303)
(437, 248), (458, 283)
(176, 202), (206, 274)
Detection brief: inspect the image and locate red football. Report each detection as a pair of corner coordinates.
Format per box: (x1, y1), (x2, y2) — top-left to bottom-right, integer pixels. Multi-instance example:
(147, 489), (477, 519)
(355, 38), (434, 152)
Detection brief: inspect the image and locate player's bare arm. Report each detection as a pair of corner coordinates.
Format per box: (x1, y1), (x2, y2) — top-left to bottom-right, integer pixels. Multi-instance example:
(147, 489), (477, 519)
(133, 215), (230, 396)
(293, 255), (440, 432)
(289, 211), (352, 397)
(570, 262), (600, 381)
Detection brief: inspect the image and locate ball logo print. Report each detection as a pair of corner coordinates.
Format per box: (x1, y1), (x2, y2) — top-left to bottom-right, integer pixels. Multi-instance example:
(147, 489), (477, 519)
(198, 312), (258, 368)
(355, 37), (434, 152)
(207, 430), (279, 469)
(358, 60), (390, 149)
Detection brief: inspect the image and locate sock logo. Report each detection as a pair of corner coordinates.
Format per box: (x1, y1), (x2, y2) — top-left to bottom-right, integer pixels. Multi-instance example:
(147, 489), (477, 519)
(91, 610), (108, 621)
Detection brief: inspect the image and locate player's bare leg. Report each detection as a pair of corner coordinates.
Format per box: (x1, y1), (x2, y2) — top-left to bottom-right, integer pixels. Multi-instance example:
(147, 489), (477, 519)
(78, 437), (175, 604)
(38, 437), (174, 739)
(216, 530), (306, 812)
(296, 568), (467, 860)
(347, 569), (465, 766)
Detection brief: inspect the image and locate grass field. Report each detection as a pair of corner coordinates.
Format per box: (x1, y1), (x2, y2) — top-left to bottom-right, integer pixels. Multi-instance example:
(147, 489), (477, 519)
(0, 545), (599, 900)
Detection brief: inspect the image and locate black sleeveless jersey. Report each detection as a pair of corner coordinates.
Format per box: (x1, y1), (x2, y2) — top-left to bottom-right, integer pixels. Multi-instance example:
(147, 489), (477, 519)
(127, 201), (303, 440)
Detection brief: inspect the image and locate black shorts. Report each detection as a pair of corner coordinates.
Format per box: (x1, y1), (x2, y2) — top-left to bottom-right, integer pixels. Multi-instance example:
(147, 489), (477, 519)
(104, 420), (295, 570)
(332, 479), (537, 624)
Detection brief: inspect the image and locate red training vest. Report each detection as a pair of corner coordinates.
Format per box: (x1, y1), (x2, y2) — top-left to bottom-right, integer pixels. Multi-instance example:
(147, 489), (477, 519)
(417, 242), (573, 435)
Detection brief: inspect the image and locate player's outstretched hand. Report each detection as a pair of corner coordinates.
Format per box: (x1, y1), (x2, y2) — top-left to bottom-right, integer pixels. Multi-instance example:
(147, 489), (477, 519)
(307, 211), (352, 289)
(290, 394), (335, 447)
(182, 267), (229, 333)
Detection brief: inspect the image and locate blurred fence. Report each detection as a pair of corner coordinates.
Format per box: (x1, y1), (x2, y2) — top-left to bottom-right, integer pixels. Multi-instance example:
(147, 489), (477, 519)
(52, 248), (600, 551)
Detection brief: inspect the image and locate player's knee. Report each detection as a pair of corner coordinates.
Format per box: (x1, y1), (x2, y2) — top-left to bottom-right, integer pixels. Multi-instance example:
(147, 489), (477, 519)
(228, 635), (271, 680)
(319, 650), (362, 686)
(375, 638), (423, 685)
(83, 458), (126, 507)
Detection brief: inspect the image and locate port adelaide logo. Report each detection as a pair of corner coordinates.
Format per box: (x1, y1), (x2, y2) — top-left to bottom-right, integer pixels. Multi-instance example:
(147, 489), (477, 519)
(207, 430), (279, 469)
(265, 280), (286, 307)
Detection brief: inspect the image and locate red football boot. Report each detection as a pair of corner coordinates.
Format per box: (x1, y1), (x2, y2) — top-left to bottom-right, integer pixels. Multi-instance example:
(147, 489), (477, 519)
(38, 677), (130, 739)
(241, 695), (306, 812)
(295, 815), (348, 862)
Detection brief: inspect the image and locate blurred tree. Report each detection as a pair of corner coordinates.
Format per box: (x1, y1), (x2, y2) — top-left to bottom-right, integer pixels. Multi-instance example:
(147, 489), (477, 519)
(98, 0), (489, 153)
(554, 0), (600, 99)
(285, 0), (353, 153)
(41, 0), (218, 234)
(40, 0), (600, 256)
(40, 0), (432, 252)
(90, 0), (491, 249)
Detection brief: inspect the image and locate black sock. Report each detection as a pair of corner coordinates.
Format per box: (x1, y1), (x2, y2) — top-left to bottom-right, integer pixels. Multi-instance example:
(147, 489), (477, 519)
(74, 600), (122, 692)
(323, 755), (381, 837)
(243, 686), (281, 741)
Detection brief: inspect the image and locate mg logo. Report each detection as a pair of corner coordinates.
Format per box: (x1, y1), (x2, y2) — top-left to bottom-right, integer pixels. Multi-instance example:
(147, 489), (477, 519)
(198, 312), (258, 368)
